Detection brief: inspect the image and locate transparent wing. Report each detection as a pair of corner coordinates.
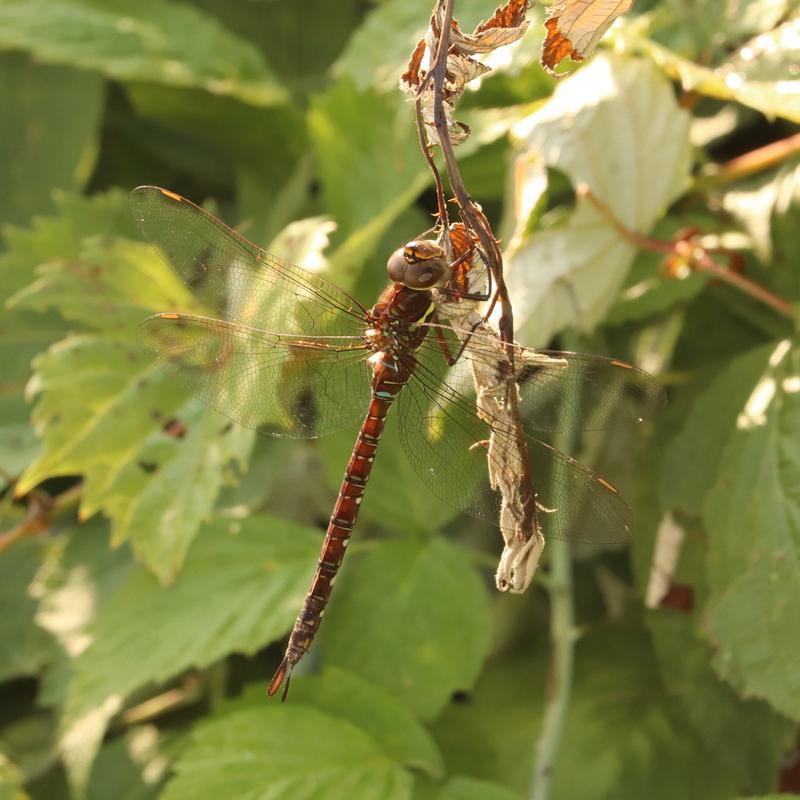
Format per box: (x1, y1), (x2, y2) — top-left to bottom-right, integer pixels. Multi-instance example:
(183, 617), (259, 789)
(130, 186), (368, 336)
(396, 344), (634, 545)
(416, 323), (665, 432)
(139, 313), (371, 438)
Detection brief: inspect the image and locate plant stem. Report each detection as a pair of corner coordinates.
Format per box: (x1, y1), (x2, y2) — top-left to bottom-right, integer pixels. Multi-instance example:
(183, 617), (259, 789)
(531, 537), (575, 800)
(577, 184), (795, 321)
(692, 131), (800, 192)
(531, 329), (582, 800)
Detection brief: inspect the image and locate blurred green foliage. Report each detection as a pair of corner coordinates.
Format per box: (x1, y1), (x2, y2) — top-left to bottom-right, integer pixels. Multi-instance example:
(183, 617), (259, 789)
(0, 1), (799, 799)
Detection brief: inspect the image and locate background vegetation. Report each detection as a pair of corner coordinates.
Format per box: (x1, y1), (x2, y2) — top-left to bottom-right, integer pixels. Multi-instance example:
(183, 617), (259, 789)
(1, 1), (799, 798)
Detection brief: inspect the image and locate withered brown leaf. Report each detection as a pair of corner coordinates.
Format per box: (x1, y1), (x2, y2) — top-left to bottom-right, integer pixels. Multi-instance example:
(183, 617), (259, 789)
(541, 0), (634, 75)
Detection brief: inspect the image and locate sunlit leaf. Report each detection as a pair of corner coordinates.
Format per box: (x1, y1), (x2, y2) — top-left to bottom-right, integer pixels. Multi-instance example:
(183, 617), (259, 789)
(541, 0), (634, 75)
(17, 334), (254, 582)
(0, 752), (30, 800)
(627, 29), (800, 124)
(507, 55), (691, 342)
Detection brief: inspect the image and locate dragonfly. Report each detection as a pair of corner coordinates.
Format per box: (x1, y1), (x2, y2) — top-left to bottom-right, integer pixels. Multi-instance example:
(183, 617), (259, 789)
(131, 186), (663, 699)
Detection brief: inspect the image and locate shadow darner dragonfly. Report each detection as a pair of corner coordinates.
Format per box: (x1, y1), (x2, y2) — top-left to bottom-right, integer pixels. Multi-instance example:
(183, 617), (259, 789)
(131, 186), (662, 699)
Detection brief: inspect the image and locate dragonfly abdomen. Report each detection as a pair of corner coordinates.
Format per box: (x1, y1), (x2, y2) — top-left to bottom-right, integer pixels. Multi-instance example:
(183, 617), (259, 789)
(268, 367), (408, 699)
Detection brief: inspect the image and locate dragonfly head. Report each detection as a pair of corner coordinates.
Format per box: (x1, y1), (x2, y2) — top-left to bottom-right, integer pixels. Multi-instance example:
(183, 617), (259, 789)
(387, 241), (449, 290)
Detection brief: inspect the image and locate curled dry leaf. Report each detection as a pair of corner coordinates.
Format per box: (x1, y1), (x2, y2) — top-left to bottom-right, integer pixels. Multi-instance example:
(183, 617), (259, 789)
(401, 0), (532, 146)
(434, 224), (545, 594)
(542, 0), (634, 76)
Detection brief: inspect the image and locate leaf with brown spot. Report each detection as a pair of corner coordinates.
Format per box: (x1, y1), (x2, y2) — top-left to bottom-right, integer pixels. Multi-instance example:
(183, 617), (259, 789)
(541, 0), (634, 75)
(475, 0), (531, 35)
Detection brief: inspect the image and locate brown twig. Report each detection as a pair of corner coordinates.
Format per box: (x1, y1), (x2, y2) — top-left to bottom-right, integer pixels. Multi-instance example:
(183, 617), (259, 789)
(693, 131), (800, 193)
(577, 184), (795, 320)
(0, 482), (83, 552)
(419, 0), (539, 548)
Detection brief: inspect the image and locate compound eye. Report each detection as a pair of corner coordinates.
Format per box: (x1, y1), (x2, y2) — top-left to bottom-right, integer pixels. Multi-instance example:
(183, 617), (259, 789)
(402, 256), (448, 289)
(386, 247), (407, 283)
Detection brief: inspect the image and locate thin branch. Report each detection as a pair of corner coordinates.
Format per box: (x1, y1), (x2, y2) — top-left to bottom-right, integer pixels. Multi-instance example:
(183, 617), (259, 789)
(693, 131), (800, 193)
(577, 184), (795, 320)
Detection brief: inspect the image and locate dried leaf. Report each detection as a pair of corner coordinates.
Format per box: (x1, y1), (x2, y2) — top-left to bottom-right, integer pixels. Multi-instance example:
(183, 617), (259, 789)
(542, 0), (634, 75)
(400, 0), (532, 147)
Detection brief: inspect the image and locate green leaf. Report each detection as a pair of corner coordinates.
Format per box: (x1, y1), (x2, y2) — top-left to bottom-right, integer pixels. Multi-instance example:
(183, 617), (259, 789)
(0, 190), (135, 430)
(703, 341), (800, 719)
(660, 344), (777, 513)
(0, 0), (287, 107)
(628, 32), (800, 124)
(9, 238), (198, 331)
(435, 777), (522, 800)
(86, 734), (164, 800)
(0, 538), (54, 682)
(322, 536), (491, 720)
(507, 55), (691, 342)
(429, 646), (545, 795)
(161, 702), (413, 800)
(333, 0), (505, 92)
(59, 515), (319, 790)
(0, 51), (102, 227)
(0, 752), (30, 800)
(550, 626), (739, 800)
(644, 525), (792, 791)
(17, 334), (253, 582)
(35, 518), (135, 709)
(308, 80), (429, 247)
(65, 515), (318, 721)
(290, 669), (443, 778)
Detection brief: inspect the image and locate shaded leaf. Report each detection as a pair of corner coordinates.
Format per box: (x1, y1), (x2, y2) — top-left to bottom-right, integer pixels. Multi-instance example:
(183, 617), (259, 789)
(644, 523), (792, 792)
(35, 518), (135, 709)
(64, 515), (318, 719)
(703, 342), (800, 720)
(308, 80), (429, 248)
(550, 626), (739, 800)
(285, 669), (443, 779)
(59, 515), (319, 790)
(323, 537), (491, 720)
(161, 702), (413, 800)
(0, 538), (54, 682)
(435, 776), (522, 800)
(660, 344), (776, 514)
(0, 0), (287, 107)
(0, 51), (102, 227)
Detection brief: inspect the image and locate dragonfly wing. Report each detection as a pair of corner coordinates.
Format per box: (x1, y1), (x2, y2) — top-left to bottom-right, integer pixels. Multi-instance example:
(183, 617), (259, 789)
(416, 325), (664, 432)
(139, 313), (371, 438)
(130, 186), (368, 337)
(398, 348), (633, 544)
